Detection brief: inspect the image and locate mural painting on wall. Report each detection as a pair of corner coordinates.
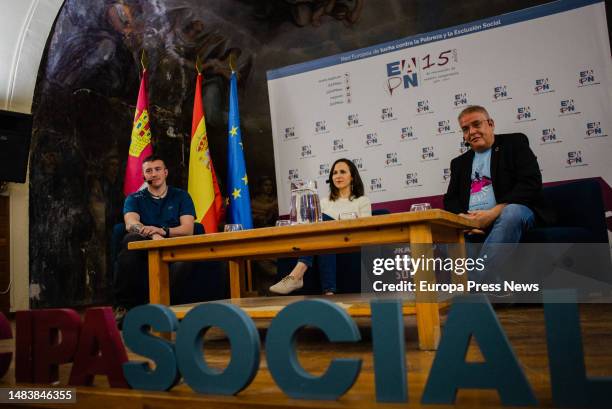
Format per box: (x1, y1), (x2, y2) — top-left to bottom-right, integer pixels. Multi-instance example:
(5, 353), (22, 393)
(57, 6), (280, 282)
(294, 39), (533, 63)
(29, 0), (549, 307)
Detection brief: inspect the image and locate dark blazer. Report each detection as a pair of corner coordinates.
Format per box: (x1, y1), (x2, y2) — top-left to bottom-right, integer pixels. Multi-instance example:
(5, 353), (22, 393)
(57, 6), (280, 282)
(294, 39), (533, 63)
(443, 133), (555, 225)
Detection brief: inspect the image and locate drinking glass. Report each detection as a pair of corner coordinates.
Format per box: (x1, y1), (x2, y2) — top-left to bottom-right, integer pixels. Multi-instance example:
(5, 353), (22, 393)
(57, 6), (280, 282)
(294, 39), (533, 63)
(410, 203), (432, 212)
(275, 220), (291, 227)
(224, 224), (244, 232)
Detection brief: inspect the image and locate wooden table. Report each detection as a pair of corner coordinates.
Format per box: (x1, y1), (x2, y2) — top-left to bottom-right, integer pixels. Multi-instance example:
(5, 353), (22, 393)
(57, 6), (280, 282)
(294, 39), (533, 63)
(129, 209), (477, 350)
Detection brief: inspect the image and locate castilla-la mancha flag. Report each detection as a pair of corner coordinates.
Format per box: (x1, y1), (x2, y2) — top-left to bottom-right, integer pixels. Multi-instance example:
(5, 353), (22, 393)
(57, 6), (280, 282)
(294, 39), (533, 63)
(188, 73), (223, 233)
(123, 69), (153, 196)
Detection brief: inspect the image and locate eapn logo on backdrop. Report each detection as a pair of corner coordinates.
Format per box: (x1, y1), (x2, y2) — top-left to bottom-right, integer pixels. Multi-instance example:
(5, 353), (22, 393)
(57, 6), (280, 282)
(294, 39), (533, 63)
(442, 168), (451, 183)
(283, 126), (297, 140)
(385, 58), (418, 96)
(287, 168), (300, 182)
(459, 140), (470, 154)
(436, 120), (455, 135)
(492, 85), (512, 102)
(400, 126), (417, 142)
(300, 144), (315, 159)
(577, 69), (599, 87)
(416, 100), (433, 115)
(315, 120), (329, 135)
(369, 177), (385, 192)
(559, 99), (580, 116)
(384, 50), (457, 96)
(421, 146), (438, 161)
(332, 138), (347, 153)
(318, 163), (330, 177)
(384, 152), (401, 167)
(380, 107), (396, 122)
(365, 132), (382, 148)
(352, 157), (367, 172)
(453, 93), (468, 108)
(540, 128), (561, 144)
(347, 113), (361, 128)
(534, 78), (554, 95)
(515, 106), (535, 123)
(565, 151), (588, 167)
(585, 122), (607, 139)
(404, 172), (422, 188)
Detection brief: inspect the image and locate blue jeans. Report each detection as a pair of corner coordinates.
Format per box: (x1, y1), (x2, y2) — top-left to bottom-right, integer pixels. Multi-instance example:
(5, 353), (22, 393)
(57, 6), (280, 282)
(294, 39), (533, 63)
(297, 255), (337, 293)
(278, 213), (337, 293)
(466, 204), (535, 282)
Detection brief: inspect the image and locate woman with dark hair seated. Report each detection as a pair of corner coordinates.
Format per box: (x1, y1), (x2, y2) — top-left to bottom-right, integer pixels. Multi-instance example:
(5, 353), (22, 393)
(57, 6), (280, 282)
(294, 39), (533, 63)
(269, 158), (371, 295)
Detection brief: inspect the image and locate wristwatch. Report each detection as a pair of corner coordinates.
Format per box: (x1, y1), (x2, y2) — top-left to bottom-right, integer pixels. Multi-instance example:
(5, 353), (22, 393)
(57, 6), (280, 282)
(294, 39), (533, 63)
(163, 226), (170, 237)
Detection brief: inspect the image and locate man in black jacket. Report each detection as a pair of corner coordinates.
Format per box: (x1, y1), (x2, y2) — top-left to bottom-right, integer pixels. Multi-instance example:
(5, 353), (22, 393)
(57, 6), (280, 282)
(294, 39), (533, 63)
(444, 105), (553, 281)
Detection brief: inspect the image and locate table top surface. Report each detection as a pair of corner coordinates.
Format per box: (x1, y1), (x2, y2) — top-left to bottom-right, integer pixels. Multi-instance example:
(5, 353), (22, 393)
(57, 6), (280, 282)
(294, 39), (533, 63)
(129, 209), (478, 251)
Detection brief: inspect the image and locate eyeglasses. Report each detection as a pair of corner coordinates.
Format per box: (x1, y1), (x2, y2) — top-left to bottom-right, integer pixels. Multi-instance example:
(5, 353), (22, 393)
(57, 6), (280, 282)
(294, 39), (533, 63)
(461, 119), (492, 135)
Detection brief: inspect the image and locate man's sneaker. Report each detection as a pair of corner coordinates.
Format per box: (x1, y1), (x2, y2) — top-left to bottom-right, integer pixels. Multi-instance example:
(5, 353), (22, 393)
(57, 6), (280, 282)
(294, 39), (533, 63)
(113, 306), (128, 329)
(269, 276), (303, 295)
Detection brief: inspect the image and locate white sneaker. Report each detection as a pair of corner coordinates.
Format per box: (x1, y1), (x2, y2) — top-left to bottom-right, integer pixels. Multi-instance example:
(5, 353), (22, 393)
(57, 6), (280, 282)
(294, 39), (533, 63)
(269, 276), (303, 295)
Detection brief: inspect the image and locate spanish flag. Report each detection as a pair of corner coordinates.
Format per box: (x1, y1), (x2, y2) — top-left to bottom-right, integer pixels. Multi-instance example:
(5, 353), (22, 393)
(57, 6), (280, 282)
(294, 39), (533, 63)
(188, 73), (223, 233)
(123, 69), (153, 196)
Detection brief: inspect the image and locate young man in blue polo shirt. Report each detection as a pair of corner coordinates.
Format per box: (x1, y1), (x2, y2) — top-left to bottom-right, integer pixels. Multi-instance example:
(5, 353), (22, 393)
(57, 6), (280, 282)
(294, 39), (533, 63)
(113, 155), (196, 323)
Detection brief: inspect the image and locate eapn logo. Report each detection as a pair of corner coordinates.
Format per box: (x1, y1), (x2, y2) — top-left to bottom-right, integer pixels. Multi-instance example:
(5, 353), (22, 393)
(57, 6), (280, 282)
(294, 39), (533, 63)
(559, 99), (580, 116)
(540, 128), (559, 144)
(385, 58), (418, 95)
(585, 122), (607, 139)
(534, 78), (553, 94)
(300, 145), (314, 159)
(370, 177), (384, 192)
(332, 139), (346, 152)
(578, 70), (598, 87)
(453, 93), (468, 107)
(421, 146), (437, 161)
(318, 163), (330, 177)
(566, 151), (587, 167)
(365, 132), (380, 147)
(405, 172), (421, 187)
(400, 126), (415, 141)
(493, 85), (511, 101)
(516, 106), (535, 122)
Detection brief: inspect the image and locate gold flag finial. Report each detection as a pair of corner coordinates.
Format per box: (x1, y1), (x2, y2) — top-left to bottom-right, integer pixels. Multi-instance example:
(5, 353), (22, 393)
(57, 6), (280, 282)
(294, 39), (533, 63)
(140, 49), (147, 71)
(229, 53), (236, 73)
(195, 54), (202, 74)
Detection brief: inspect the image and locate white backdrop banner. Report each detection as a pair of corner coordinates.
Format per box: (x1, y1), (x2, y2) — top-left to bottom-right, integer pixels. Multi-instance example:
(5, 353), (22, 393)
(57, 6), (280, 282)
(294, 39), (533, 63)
(267, 0), (612, 215)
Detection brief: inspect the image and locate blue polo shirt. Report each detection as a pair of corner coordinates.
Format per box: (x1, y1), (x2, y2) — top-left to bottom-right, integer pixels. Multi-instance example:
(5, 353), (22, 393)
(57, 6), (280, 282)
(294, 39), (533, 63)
(123, 186), (196, 228)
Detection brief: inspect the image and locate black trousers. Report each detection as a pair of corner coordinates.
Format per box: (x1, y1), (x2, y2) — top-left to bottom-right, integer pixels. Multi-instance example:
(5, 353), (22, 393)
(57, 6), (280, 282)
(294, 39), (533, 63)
(113, 233), (192, 308)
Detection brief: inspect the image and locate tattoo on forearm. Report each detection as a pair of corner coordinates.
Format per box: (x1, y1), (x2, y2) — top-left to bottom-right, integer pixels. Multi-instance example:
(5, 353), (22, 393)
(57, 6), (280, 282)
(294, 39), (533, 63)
(129, 223), (143, 233)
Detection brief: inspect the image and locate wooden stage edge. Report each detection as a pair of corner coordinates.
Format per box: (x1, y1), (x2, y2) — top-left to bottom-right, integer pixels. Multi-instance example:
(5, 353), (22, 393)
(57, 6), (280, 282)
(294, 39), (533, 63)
(171, 293), (428, 319)
(1, 302), (611, 409)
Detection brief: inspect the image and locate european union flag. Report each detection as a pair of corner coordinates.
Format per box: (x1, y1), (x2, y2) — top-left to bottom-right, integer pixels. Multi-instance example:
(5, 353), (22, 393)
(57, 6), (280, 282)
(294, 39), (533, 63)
(226, 71), (253, 229)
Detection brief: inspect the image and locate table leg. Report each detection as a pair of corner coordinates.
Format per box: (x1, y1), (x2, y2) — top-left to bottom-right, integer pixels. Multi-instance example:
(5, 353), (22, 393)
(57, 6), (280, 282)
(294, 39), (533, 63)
(148, 250), (170, 306)
(229, 259), (246, 299)
(449, 231), (468, 288)
(148, 250), (172, 340)
(246, 260), (253, 293)
(410, 223), (441, 351)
